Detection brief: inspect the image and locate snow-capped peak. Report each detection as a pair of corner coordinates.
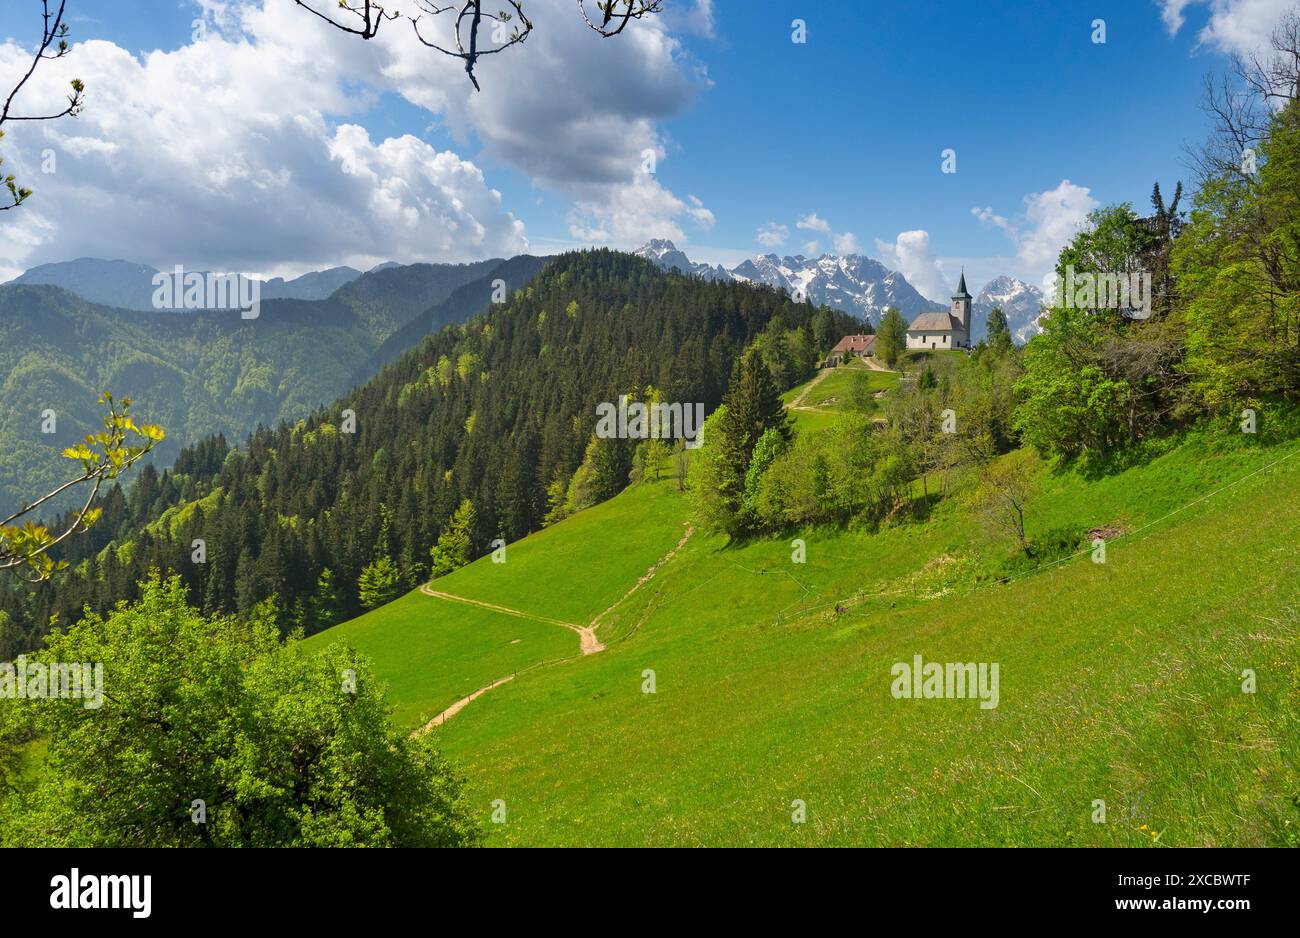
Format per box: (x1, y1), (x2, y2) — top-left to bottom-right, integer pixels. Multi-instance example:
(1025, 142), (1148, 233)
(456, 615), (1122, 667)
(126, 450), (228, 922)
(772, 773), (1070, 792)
(972, 276), (1046, 342)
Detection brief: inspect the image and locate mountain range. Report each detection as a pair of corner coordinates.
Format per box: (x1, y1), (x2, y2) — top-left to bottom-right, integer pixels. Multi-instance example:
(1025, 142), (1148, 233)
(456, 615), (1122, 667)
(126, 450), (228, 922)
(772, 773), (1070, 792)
(0, 257), (531, 516)
(5, 258), (373, 311)
(634, 239), (1045, 339)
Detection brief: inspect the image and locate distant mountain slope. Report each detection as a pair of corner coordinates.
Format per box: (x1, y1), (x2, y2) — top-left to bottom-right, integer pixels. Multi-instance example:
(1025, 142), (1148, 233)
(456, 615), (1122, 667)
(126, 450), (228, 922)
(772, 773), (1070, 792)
(632, 241), (1047, 338)
(361, 254), (549, 381)
(329, 259), (503, 341)
(262, 266), (363, 301)
(972, 275), (1046, 343)
(8, 258), (163, 310)
(0, 258), (510, 516)
(732, 252), (944, 323)
(8, 258), (370, 310)
(634, 239), (733, 282)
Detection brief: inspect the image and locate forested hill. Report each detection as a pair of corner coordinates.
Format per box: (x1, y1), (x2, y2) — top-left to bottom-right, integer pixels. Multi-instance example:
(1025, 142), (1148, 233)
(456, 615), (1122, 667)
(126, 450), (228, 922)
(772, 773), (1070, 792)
(0, 259), (515, 518)
(0, 250), (857, 655)
(357, 253), (550, 382)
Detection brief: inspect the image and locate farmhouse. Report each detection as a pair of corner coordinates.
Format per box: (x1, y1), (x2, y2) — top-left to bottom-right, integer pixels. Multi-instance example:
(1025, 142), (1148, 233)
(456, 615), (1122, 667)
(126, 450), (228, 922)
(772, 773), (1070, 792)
(825, 333), (876, 367)
(906, 273), (972, 351)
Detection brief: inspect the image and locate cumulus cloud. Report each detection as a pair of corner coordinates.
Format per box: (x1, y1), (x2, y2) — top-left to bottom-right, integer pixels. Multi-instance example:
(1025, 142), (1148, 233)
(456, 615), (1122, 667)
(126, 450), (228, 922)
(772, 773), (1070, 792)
(751, 212), (864, 260)
(755, 222), (789, 248)
(833, 231), (862, 255)
(796, 212), (832, 234)
(665, 0), (717, 39)
(0, 0), (712, 275)
(971, 179), (1099, 283)
(1157, 0), (1294, 59)
(355, 0), (713, 249)
(874, 230), (949, 303)
(567, 174), (712, 245)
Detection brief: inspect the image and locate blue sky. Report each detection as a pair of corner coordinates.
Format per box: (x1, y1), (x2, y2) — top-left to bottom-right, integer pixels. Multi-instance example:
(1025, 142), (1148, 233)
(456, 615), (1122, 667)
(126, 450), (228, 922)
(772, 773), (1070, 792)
(3, 0), (1289, 297)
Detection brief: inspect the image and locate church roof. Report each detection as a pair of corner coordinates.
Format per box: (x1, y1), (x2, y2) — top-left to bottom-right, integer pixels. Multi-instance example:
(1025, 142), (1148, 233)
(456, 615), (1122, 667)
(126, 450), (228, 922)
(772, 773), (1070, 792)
(953, 271), (971, 299)
(907, 312), (966, 333)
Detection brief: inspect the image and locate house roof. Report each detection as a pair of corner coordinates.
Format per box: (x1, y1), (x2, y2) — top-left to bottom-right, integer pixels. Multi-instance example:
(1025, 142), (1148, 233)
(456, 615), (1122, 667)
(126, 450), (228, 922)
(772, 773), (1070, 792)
(907, 312), (965, 333)
(830, 334), (876, 353)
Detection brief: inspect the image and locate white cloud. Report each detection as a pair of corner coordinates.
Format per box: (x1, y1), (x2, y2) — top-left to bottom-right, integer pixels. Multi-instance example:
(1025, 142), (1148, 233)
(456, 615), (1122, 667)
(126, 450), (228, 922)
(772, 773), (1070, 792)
(685, 194), (716, 230)
(833, 231), (862, 255)
(801, 240), (821, 256)
(971, 179), (1099, 284)
(567, 173), (712, 245)
(796, 212), (832, 234)
(0, 26), (523, 274)
(1159, 0), (1197, 33)
(755, 222), (789, 248)
(665, 0), (717, 39)
(0, 0), (713, 273)
(873, 230), (949, 303)
(1157, 0), (1294, 59)
(360, 0), (713, 248)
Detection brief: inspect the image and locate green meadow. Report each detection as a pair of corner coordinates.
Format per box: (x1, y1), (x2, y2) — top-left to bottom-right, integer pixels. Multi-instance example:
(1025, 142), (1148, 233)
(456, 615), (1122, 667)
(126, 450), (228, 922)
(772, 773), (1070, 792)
(309, 390), (1300, 845)
(301, 470), (690, 727)
(782, 359), (900, 433)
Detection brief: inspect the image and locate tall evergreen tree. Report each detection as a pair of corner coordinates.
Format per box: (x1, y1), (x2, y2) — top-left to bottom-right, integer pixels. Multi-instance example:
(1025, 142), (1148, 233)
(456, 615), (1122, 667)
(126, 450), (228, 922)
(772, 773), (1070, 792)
(877, 307), (909, 366)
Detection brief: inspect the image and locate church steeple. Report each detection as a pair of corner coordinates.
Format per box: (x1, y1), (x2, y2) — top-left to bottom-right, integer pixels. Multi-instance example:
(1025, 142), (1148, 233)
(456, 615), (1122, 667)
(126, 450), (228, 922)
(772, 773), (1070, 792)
(950, 268), (972, 341)
(954, 268), (971, 299)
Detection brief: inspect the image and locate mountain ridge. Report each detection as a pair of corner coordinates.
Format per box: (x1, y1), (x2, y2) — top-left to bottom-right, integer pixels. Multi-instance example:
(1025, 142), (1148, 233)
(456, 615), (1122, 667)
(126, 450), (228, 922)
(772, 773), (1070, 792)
(635, 239), (1045, 336)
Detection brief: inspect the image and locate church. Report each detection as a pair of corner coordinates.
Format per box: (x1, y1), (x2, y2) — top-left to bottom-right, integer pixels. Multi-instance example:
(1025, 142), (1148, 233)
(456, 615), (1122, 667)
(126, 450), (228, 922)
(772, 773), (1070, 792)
(906, 273), (972, 351)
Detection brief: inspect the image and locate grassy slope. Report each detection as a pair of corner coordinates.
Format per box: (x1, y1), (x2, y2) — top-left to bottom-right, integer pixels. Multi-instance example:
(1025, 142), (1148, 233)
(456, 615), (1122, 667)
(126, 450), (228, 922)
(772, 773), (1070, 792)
(301, 476), (690, 727)
(782, 361), (899, 434)
(408, 434), (1300, 846)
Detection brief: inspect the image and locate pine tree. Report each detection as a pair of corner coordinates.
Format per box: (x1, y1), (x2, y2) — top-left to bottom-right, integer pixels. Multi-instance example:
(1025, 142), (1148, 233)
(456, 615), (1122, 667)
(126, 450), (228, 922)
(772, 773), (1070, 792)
(720, 348), (791, 460)
(429, 499), (476, 579)
(877, 307), (909, 366)
(308, 568), (344, 630)
(358, 555), (401, 609)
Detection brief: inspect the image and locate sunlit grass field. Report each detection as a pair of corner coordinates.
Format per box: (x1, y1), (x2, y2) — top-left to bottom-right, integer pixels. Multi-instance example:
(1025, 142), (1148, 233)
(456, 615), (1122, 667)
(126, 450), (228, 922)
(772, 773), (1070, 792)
(313, 418), (1300, 846)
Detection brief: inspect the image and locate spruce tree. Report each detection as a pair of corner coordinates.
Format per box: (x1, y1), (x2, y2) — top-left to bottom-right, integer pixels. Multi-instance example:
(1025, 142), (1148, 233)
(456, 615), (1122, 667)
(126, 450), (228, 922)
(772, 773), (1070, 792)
(430, 499), (476, 579)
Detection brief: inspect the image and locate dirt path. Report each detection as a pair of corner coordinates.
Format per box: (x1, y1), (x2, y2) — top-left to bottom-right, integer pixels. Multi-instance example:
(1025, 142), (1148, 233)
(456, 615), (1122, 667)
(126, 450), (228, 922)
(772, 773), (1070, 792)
(420, 584), (604, 654)
(417, 523), (695, 730)
(862, 356), (897, 373)
(787, 368), (832, 410)
(589, 523), (694, 633)
(420, 586), (576, 629)
(421, 675), (515, 732)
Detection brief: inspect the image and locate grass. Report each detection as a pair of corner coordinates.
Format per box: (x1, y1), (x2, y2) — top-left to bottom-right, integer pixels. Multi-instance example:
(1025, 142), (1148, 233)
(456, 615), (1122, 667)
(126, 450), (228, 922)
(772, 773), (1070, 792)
(301, 474), (691, 727)
(312, 428), (1300, 846)
(299, 591), (576, 727)
(782, 360), (900, 434)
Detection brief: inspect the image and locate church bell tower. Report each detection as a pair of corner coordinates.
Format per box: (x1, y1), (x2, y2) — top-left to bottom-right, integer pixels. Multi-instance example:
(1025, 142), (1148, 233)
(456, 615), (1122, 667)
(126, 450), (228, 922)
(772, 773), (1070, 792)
(951, 270), (972, 343)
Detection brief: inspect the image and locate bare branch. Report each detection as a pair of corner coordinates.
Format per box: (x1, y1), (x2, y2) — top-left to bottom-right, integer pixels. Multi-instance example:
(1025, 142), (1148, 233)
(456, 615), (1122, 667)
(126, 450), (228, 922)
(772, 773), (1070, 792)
(577, 0), (663, 37)
(410, 1), (532, 91)
(293, 0), (661, 90)
(290, 0), (401, 39)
